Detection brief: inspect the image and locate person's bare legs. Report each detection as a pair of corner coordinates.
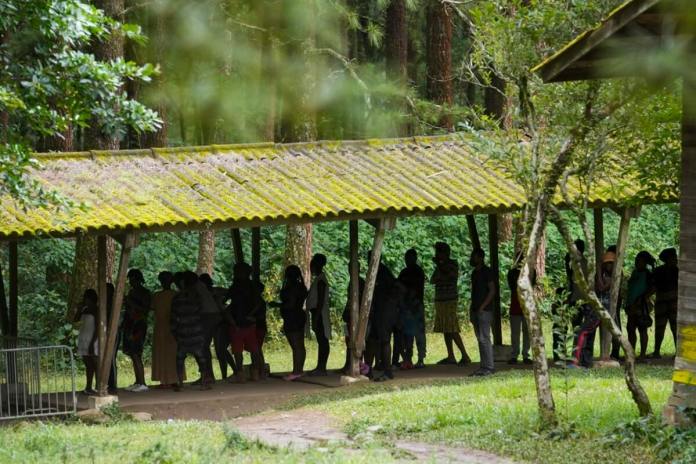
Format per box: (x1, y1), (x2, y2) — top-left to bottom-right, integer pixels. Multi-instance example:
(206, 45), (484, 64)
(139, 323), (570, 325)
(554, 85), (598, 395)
(250, 351), (262, 381)
(639, 327), (649, 359)
(451, 332), (470, 363)
(83, 356), (96, 391)
(231, 352), (246, 383)
(443, 334), (456, 361)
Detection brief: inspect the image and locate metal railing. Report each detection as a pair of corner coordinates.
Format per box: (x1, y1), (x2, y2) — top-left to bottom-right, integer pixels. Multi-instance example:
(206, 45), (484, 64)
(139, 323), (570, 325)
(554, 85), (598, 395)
(1, 341), (77, 420)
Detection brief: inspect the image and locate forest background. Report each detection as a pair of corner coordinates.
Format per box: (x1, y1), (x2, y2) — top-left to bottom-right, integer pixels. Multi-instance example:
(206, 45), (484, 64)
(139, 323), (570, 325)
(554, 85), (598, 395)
(0, 0), (681, 351)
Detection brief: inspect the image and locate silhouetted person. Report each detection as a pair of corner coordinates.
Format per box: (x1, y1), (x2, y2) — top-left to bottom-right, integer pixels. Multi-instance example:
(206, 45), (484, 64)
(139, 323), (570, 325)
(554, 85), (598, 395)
(272, 265), (308, 381)
(307, 254), (331, 376)
(226, 263), (263, 383)
(151, 272), (181, 387)
(507, 254), (531, 365)
(595, 250), (622, 360)
(170, 271), (211, 391)
(200, 273), (236, 379)
(122, 269), (151, 392)
(196, 272), (225, 382)
(652, 248), (678, 358)
(469, 248), (496, 376)
(371, 263), (402, 381)
(431, 242), (470, 366)
(75, 289), (99, 395)
(341, 261), (365, 374)
(106, 283), (117, 394)
(626, 251), (655, 360)
(398, 248), (426, 369)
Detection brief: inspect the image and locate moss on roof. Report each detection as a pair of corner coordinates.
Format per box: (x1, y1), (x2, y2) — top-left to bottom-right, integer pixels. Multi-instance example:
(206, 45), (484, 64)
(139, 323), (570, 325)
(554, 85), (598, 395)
(0, 133), (678, 240)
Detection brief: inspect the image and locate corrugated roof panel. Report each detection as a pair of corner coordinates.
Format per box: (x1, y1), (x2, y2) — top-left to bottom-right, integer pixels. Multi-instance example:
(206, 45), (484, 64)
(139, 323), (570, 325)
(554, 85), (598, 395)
(0, 134), (678, 240)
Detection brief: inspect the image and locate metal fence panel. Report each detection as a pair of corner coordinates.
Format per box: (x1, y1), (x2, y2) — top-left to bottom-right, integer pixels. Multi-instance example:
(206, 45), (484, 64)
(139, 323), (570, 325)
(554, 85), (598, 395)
(0, 343), (77, 420)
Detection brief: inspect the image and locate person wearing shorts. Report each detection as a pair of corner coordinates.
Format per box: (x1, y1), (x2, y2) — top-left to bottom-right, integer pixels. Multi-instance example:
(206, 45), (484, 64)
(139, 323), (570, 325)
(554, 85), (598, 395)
(226, 263), (262, 383)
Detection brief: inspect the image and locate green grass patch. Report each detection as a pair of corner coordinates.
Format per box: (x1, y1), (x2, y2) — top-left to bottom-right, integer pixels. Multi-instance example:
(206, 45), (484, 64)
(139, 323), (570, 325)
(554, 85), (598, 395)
(315, 366), (686, 464)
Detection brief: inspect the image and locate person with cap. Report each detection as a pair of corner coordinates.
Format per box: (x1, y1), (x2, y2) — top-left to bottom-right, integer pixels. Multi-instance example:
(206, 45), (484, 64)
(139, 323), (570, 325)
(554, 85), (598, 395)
(625, 251), (656, 361)
(431, 242), (470, 366)
(651, 247), (678, 359)
(595, 248), (623, 360)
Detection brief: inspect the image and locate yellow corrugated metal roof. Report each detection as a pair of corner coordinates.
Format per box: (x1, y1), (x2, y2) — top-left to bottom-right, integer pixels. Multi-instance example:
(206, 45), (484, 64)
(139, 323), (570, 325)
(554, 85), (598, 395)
(0, 133), (678, 240)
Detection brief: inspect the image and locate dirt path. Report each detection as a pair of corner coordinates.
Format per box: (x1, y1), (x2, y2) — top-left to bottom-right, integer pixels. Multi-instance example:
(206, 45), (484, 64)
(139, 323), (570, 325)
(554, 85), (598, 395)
(233, 409), (515, 464)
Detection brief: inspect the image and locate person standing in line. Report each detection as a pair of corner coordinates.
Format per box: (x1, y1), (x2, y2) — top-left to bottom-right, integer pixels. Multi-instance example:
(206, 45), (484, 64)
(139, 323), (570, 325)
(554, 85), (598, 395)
(272, 265), (309, 381)
(431, 242), (470, 366)
(651, 247), (678, 359)
(121, 269), (151, 393)
(170, 271), (211, 391)
(226, 263), (263, 383)
(200, 273), (236, 379)
(105, 283), (118, 394)
(371, 263), (402, 382)
(595, 250), (622, 360)
(566, 240), (599, 369)
(340, 261), (365, 375)
(507, 255), (531, 365)
(195, 272), (224, 383)
(469, 248), (496, 376)
(626, 251), (655, 361)
(398, 248), (427, 369)
(75, 289), (99, 395)
(307, 254), (331, 376)
(151, 271), (181, 388)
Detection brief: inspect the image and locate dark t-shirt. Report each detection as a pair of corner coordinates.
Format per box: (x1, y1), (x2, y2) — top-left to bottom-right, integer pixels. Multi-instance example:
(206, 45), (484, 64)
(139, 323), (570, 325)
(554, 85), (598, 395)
(399, 264), (425, 303)
(653, 264), (678, 300)
(226, 280), (258, 328)
(471, 265), (495, 312)
(280, 282), (308, 332)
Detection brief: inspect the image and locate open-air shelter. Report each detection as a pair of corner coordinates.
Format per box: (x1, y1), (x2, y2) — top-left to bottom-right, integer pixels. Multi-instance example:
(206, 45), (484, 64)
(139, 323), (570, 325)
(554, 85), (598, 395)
(532, 0), (694, 423)
(0, 130), (678, 407)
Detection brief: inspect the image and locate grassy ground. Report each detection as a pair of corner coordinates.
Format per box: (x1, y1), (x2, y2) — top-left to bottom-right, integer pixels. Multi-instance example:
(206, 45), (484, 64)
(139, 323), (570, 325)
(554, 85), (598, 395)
(4, 322), (684, 464)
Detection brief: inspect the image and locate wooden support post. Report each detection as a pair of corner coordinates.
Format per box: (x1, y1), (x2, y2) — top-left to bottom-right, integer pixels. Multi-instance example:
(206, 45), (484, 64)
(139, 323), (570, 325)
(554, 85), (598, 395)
(593, 208), (605, 274)
(0, 255), (8, 336)
(231, 228), (245, 264)
(96, 236), (108, 392)
(488, 215), (502, 346)
(355, 219), (387, 356)
(602, 208), (633, 360)
(251, 227), (261, 282)
(466, 215), (481, 250)
(8, 241), (18, 337)
(349, 221), (360, 377)
(97, 234), (135, 397)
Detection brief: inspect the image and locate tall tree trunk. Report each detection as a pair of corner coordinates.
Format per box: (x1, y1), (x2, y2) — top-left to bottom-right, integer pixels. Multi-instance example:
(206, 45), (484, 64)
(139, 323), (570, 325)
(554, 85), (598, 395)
(0, 254), (9, 336)
(665, 76), (696, 426)
(197, 231), (216, 276)
(425, 0), (453, 131)
(67, 0), (123, 318)
(279, 0), (316, 284)
(552, 212), (652, 416)
(385, 0), (409, 137)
